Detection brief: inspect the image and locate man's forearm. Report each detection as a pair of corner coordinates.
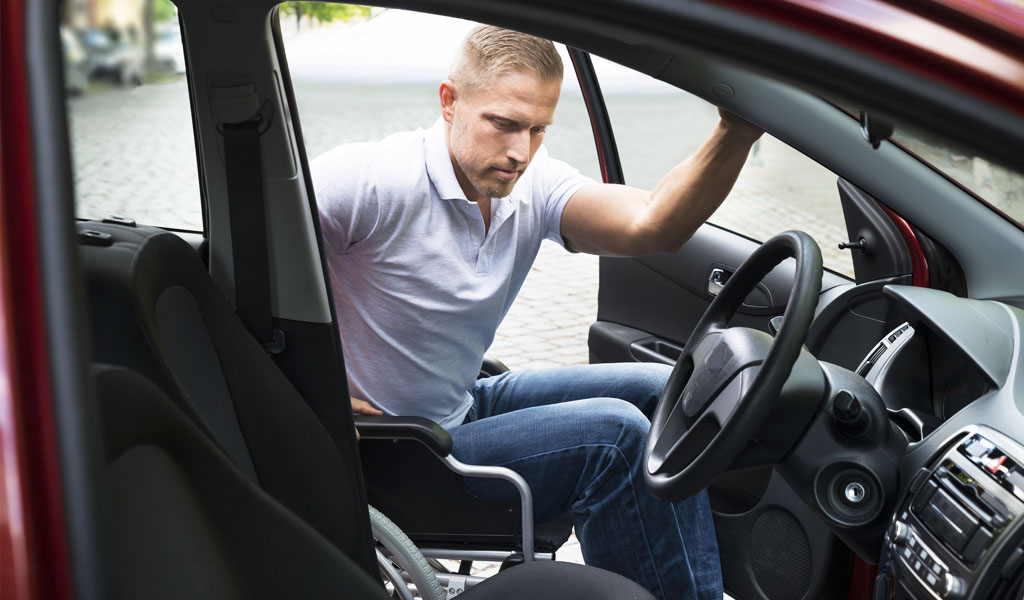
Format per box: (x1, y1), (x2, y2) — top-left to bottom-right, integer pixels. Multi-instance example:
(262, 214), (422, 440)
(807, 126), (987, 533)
(636, 117), (762, 254)
(559, 113), (762, 257)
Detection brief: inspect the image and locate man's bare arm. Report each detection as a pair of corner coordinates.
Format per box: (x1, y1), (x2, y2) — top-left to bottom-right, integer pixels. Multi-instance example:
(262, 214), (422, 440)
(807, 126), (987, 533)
(560, 110), (763, 257)
(351, 397), (382, 441)
(352, 397), (383, 416)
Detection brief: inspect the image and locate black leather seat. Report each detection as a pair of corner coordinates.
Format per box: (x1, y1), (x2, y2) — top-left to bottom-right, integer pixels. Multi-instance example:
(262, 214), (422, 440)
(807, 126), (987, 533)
(79, 221), (652, 598)
(79, 222), (377, 573)
(95, 366), (385, 600)
(94, 365), (655, 600)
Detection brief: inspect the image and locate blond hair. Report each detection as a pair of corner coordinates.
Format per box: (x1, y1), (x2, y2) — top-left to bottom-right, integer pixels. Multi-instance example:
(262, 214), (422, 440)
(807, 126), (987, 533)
(449, 25), (563, 94)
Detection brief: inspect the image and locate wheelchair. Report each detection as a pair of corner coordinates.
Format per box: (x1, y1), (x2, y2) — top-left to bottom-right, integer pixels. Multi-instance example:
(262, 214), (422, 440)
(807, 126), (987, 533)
(356, 357), (575, 596)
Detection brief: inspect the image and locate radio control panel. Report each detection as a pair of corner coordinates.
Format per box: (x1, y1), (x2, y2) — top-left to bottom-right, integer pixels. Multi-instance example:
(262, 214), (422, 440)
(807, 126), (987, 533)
(880, 430), (1024, 599)
(890, 519), (965, 598)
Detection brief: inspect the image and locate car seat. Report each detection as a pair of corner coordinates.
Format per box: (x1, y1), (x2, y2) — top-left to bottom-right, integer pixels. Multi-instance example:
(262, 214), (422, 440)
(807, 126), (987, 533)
(76, 221), (598, 593)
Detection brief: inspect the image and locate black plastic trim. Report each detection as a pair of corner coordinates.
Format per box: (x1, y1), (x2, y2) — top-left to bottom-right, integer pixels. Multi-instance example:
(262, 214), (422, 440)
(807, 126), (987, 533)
(270, 11), (380, 578)
(837, 179), (912, 284)
(178, 14), (208, 235)
(806, 276), (910, 369)
(354, 415), (455, 457)
(910, 223), (968, 298)
(567, 47), (623, 185)
(27, 2), (106, 598)
(712, 468), (853, 600)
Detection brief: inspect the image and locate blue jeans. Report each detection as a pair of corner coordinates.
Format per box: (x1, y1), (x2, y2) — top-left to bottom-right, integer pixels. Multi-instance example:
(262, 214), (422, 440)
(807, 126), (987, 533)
(450, 363), (722, 600)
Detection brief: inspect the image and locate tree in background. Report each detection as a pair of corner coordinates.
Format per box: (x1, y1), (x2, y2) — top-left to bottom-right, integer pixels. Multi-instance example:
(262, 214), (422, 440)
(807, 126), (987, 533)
(133, 1), (369, 80)
(279, 3), (372, 31)
(144, 0), (178, 77)
(153, 0), (177, 22)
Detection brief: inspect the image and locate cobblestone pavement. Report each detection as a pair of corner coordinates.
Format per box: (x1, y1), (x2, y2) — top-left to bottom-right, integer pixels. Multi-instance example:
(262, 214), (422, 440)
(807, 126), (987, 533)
(66, 14), (859, 591)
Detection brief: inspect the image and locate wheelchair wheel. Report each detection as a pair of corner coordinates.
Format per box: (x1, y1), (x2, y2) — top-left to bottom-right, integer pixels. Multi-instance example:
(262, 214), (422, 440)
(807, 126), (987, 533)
(369, 505), (445, 600)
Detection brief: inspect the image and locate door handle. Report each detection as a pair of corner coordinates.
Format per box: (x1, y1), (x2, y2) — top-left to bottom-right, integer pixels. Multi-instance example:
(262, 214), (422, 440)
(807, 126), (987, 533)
(708, 268), (732, 296)
(629, 338), (684, 365)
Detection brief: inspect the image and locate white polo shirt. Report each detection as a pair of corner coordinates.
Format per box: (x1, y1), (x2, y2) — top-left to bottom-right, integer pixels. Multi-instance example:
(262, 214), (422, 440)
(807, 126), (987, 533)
(312, 120), (594, 429)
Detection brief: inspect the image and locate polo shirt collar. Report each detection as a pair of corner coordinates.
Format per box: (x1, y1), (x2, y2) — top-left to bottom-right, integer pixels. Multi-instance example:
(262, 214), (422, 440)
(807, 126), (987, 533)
(425, 119), (469, 202)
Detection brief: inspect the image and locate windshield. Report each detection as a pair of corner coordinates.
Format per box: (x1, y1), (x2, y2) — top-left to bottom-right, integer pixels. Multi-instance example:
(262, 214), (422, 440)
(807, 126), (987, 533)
(892, 126), (1024, 227)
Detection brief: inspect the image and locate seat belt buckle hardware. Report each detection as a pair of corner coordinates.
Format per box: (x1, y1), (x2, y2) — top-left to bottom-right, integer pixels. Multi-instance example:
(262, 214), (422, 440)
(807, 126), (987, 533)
(78, 229), (114, 247)
(102, 215), (137, 227)
(262, 328), (286, 355)
(216, 99), (274, 136)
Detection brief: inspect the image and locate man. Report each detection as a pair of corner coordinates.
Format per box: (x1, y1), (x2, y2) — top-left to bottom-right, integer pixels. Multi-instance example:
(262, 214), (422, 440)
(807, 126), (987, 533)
(312, 25), (762, 600)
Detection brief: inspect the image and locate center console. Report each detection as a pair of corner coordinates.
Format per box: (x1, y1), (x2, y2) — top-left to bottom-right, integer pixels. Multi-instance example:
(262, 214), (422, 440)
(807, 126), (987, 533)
(878, 428), (1024, 599)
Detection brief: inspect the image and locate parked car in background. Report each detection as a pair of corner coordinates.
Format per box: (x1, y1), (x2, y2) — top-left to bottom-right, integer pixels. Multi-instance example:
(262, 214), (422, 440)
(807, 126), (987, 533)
(154, 25), (186, 74)
(77, 26), (143, 86)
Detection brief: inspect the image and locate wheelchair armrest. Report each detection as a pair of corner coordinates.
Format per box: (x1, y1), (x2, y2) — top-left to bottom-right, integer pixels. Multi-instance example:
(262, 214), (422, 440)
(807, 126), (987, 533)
(354, 415), (453, 457)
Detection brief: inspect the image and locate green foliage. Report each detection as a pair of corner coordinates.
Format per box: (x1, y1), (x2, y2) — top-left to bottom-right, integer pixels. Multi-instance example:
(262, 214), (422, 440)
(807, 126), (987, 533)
(279, 3), (372, 23)
(153, 0), (178, 23)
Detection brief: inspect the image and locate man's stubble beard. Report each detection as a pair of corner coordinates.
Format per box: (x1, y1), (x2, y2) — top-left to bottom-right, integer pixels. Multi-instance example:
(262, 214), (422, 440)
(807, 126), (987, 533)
(471, 172), (517, 199)
(451, 118), (521, 200)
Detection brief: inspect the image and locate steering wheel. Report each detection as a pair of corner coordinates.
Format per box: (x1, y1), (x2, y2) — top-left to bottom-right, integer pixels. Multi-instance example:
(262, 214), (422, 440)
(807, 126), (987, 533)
(644, 230), (823, 501)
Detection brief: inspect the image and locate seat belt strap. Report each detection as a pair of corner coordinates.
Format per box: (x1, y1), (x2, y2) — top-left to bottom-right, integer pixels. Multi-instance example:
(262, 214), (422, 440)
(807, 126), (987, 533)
(222, 116), (284, 354)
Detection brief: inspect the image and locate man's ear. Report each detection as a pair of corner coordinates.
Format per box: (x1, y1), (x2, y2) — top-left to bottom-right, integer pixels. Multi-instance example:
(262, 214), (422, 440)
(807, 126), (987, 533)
(440, 79), (456, 124)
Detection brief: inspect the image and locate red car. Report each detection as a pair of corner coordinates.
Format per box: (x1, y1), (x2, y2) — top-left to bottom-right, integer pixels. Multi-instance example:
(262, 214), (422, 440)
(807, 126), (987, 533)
(3, 1), (1024, 599)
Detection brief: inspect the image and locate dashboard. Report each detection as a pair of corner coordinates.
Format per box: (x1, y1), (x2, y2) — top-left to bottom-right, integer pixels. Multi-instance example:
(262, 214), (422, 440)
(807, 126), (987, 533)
(852, 286), (1024, 599)
(860, 321), (991, 440)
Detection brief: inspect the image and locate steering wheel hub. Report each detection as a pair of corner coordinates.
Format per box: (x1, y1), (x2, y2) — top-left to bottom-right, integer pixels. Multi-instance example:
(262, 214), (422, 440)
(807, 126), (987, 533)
(644, 231), (826, 501)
